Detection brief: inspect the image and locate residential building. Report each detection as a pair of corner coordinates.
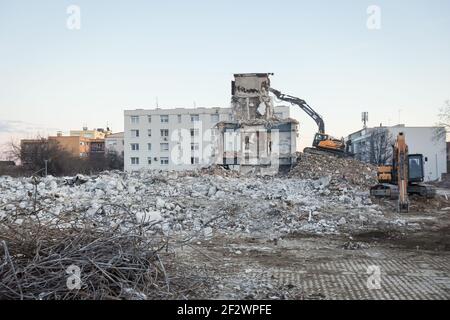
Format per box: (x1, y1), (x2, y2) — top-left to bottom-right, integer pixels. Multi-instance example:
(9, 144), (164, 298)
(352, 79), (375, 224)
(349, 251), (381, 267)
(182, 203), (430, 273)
(20, 139), (48, 165)
(70, 127), (112, 139)
(48, 135), (92, 157)
(21, 132), (106, 161)
(347, 124), (447, 181)
(0, 161), (16, 168)
(105, 132), (124, 157)
(123, 105), (291, 171)
(88, 139), (106, 157)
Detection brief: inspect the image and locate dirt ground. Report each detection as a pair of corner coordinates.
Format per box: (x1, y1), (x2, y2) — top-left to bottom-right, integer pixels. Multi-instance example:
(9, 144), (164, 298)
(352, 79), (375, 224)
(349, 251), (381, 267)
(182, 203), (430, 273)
(175, 194), (450, 300)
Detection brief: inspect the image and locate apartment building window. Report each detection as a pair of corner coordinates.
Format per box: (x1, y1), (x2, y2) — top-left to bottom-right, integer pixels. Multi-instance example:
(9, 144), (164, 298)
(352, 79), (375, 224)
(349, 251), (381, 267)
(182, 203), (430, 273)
(191, 157), (199, 165)
(147, 143), (152, 151)
(131, 143), (140, 151)
(131, 157), (139, 165)
(160, 129), (169, 137)
(131, 129), (139, 138)
(178, 114), (182, 123)
(131, 116), (139, 124)
(160, 143), (169, 152)
(229, 114), (234, 121)
(191, 114), (200, 122)
(191, 143), (199, 151)
(160, 157), (169, 165)
(245, 136), (250, 150)
(160, 115), (169, 123)
(147, 129), (151, 137)
(190, 128), (199, 137)
(211, 114), (219, 123)
(274, 112), (283, 118)
(147, 157), (152, 165)
(147, 115), (151, 123)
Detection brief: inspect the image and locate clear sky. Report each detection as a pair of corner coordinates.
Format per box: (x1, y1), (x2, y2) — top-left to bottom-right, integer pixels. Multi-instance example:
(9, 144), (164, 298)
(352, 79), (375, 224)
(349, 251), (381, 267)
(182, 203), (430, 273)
(1, 0), (449, 152)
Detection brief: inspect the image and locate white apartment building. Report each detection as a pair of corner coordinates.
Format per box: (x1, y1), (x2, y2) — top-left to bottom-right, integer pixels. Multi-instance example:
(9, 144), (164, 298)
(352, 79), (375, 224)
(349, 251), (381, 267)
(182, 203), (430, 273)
(347, 124), (446, 181)
(105, 132), (124, 157)
(124, 106), (291, 171)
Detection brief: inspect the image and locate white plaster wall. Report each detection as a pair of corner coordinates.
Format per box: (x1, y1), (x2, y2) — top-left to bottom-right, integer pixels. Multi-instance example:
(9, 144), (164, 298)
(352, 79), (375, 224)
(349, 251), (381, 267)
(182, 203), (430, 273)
(347, 126), (446, 181)
(387, 127), (446, 181)
(124, 106), (291, 172)
(105, 133), (124, 156)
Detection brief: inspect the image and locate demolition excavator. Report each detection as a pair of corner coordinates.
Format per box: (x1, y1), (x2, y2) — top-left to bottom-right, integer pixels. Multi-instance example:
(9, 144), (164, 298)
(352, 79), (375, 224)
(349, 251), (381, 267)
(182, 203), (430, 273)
(370, 132), (435, 212)
(269, 88), (353, 157)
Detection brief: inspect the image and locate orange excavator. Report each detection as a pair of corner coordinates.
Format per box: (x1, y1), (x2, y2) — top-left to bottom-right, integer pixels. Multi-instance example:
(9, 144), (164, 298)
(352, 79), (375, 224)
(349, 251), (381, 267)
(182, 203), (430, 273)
(370, 132), (435, 212)
(269, 88), (353, 157)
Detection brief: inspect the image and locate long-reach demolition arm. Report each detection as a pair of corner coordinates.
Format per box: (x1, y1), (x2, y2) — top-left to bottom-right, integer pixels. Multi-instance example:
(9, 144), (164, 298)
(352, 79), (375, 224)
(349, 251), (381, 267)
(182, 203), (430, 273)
(269, 88), (325, 134)
(394, 132), (410, 212)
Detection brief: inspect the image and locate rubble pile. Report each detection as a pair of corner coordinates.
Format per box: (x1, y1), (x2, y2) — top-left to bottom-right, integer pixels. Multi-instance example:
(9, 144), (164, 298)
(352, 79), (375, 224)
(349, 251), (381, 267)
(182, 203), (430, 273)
(289, 153), (378, 189)
(0, 169), (385, 238)
(199, 165), (241, 178)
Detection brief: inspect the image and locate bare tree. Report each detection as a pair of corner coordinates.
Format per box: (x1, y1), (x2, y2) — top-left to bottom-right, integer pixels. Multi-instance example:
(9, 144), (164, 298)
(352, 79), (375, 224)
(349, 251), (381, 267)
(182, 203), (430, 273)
(369, 128), (394, 165)
(105, 150), (124, 170)
(356, 128), (394, 165)
(8, 137), (82, 176)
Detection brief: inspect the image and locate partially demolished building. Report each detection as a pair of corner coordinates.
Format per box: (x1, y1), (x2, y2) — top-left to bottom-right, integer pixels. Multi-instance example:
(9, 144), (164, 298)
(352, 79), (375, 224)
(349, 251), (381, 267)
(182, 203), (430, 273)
(215, 73), (299, 174)
(123, 73), (298, 173)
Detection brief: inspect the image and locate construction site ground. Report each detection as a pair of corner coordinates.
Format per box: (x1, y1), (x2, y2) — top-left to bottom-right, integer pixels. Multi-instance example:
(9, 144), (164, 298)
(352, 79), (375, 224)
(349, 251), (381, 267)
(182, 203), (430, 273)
(1, 153), (449, 300)
(178, 206), (450, 300)
(175, 192), (450, 300)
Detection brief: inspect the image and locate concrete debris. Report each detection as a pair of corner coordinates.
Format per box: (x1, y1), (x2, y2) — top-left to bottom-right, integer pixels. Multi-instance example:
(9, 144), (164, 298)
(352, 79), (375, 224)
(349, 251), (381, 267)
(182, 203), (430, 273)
(1, 165), (448, 300)
(0, 167), (384, 238)
(63, 174), (89, 186)
(289, 152), (378, 190)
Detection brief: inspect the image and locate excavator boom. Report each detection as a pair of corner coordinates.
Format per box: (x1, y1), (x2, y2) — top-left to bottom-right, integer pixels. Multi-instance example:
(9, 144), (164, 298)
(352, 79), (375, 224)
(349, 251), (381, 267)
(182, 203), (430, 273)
(269, 88), (325, 133)
(395, 133), (410, 212)
(269, 87), (351, 157)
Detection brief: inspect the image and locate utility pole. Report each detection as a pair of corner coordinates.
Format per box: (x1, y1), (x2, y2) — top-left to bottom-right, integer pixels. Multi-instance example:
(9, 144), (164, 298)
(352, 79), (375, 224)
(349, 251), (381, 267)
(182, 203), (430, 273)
(44, 159), (48, 176)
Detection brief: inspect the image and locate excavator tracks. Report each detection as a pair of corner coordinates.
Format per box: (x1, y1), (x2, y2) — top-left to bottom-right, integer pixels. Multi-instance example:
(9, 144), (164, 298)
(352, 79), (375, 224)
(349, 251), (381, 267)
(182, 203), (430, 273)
(370, 183), (436, 200)
(370, 184), (400, 200)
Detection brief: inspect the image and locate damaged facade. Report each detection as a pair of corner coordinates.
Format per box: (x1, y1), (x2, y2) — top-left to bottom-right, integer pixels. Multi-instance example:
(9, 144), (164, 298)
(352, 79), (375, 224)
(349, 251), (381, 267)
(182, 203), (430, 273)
(123, 105), (291, 172)
(216, 73), (299, 174)
(123, 73), (298, 173)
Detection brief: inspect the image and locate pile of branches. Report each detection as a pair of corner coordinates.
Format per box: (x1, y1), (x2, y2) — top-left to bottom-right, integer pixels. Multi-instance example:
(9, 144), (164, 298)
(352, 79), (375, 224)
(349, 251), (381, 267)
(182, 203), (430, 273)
(0, 213), (208, 300)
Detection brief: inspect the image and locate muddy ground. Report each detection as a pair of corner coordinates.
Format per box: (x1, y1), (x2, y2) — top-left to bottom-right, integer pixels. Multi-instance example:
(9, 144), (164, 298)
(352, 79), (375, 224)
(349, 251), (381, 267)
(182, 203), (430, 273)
(176, 195), (450, 300)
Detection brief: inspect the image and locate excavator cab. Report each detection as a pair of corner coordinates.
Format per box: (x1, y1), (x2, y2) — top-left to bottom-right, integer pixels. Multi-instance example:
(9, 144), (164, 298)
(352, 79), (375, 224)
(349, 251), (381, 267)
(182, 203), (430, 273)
(312, 133), (329, 147)
(408, 154), (425, 183)
(312, 132), (346, 155)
